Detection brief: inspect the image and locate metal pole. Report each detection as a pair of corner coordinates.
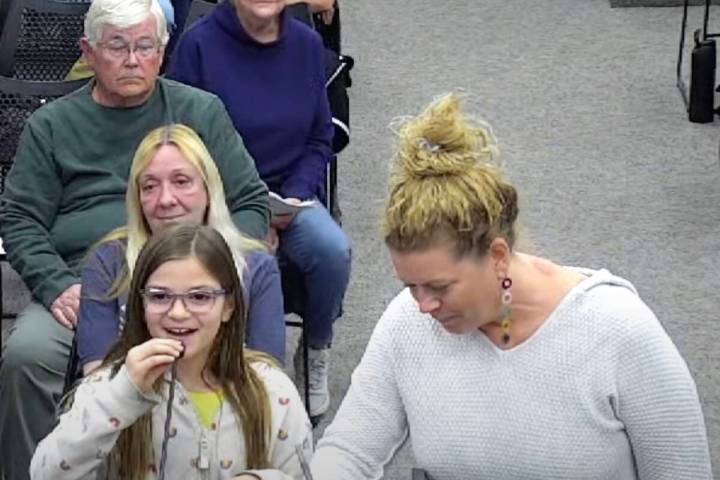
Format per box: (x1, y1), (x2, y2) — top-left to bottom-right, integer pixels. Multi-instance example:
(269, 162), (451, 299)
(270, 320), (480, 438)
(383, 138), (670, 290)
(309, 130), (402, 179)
(677, 0), (691, 108)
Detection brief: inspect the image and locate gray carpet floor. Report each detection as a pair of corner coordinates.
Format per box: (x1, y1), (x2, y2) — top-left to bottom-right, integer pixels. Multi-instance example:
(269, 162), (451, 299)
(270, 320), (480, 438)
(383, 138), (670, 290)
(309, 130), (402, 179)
(3, 0), (720, 477)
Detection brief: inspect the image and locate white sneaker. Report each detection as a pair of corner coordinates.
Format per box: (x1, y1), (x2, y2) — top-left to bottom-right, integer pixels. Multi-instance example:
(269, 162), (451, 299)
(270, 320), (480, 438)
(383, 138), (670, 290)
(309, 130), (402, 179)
(295, 346), (330, 417)
(308, 347), (330, 416)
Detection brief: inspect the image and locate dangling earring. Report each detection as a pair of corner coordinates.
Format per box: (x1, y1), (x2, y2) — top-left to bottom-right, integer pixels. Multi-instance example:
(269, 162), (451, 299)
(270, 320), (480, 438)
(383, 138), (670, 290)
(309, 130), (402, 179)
(500, 277), (513, 345)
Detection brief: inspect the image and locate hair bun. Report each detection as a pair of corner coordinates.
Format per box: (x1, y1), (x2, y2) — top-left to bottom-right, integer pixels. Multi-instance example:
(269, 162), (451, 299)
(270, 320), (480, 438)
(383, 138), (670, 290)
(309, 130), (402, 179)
(394, 93), (499, 179)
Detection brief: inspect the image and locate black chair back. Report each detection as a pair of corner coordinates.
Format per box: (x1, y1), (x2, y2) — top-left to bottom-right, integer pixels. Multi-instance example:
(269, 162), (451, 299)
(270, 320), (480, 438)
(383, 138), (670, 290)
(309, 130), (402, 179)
(184, 0), (216, 32)
(286, 3), (313, 27)
(0, 0), (90, 80)
(0, 75), (89, 193)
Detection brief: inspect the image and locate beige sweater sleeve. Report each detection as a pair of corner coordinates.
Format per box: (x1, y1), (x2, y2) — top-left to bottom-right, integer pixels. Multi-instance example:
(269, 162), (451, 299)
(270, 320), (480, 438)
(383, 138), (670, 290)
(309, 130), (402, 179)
(30, 366), (157, 480)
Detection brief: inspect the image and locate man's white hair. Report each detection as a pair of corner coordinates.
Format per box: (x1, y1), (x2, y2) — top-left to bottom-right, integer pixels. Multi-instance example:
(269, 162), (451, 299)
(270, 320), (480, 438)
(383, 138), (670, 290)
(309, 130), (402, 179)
(84, 0), (169, 46)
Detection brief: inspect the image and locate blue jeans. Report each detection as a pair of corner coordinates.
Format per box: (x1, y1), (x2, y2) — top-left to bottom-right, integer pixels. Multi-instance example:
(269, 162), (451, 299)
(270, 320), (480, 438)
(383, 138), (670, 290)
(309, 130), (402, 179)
(278, 204), (351, 348)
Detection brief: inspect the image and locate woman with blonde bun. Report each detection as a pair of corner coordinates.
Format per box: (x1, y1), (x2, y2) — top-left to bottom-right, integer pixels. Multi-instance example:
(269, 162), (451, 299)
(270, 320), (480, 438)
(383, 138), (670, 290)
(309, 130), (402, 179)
(310, 94), (713, 480)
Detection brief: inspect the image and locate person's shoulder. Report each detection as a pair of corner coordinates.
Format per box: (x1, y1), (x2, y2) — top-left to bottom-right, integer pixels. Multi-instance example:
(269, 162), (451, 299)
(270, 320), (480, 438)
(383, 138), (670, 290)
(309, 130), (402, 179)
(375, 288), (433, 338)
(96, 237), (126, 254)
(571, 268), (662, 338)
(27, 82), (92, 125)
(245, 249), (277, 274)
(286, 17), (323, 48)
(83, 365), (114, 382)
(159, 78), (226, 118)
(160, 77), (219, 102)
(383, 288), (422, 319)
(87, 237), (125, 264)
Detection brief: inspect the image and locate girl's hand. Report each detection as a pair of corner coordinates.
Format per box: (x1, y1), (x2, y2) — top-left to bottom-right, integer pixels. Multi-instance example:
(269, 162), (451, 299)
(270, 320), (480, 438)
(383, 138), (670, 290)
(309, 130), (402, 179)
(125, 338), (184, 393)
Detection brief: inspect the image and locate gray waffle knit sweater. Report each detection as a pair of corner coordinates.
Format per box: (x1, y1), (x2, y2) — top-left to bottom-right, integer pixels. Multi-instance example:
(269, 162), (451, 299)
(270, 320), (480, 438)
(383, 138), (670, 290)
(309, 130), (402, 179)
(312, 269), (713, 479)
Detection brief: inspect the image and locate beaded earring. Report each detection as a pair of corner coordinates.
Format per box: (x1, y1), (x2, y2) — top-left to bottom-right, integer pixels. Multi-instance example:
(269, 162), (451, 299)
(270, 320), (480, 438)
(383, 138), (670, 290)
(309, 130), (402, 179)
(500, 277), (513, 344)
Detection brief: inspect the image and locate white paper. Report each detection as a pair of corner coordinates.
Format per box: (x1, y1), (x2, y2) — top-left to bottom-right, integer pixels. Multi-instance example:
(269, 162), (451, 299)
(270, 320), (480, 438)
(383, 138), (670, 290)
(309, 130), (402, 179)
(268, 192), (316, 216)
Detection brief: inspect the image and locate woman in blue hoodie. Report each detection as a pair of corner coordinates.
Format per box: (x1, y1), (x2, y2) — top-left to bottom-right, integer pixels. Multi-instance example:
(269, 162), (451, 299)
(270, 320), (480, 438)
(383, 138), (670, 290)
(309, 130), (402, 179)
(167, 0), (351, 418)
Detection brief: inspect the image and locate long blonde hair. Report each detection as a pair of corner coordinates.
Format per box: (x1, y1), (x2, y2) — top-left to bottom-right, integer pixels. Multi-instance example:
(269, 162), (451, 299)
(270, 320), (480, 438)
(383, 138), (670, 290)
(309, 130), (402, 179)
(384, 93), (519, 257)
(103, 224), (273, 478)
(101, 123), (263, 296)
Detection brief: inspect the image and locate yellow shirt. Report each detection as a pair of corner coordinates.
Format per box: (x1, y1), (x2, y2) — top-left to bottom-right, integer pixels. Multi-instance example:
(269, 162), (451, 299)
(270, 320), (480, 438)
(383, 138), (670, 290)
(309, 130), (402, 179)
(188, 390), (224, 428)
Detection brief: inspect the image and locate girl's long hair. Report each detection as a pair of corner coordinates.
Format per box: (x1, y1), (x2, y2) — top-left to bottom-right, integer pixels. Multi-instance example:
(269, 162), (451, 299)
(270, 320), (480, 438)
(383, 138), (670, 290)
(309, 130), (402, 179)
(102, 224), (273, 479)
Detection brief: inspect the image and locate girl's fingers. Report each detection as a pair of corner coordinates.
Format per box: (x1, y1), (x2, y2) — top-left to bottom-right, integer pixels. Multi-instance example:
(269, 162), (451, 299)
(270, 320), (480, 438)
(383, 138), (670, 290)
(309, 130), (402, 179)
(131, 355), (176, 390)
(129, 339), (183, 362)
(137, 354), (177, 371)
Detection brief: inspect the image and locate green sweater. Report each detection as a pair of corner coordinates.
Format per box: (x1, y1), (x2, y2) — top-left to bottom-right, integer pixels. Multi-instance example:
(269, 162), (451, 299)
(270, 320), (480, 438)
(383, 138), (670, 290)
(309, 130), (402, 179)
(0, 78), (269, 309)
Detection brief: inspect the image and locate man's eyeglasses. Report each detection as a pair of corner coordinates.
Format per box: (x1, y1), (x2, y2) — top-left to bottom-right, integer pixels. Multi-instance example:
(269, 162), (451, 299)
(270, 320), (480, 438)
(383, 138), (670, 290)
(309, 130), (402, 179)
(97, 39), (161, 59)
(141, 288), (227, 314)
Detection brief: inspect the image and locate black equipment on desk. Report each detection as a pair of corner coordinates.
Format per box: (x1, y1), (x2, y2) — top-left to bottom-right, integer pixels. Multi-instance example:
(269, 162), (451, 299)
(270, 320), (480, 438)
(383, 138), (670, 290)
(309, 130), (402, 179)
(690, 29), (716, 123)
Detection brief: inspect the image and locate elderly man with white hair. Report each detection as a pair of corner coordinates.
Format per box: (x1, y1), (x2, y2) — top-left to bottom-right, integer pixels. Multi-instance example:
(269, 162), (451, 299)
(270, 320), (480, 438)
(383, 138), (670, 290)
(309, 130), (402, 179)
(0, 0), (269, 477)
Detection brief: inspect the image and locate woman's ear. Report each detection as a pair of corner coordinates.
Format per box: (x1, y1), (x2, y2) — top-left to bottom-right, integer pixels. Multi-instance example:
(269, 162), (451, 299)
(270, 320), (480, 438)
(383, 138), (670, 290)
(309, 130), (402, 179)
(488, 237), (511, 279)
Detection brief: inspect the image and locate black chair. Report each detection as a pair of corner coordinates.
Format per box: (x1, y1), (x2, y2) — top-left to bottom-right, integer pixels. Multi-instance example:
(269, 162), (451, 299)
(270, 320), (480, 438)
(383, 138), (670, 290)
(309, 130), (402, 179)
(286, 2), (313, 26)
(183, 0), (216, 31)
(0, 75), (90, 327)
(0, 0), (90, 81)
(313, 0), (341, 54)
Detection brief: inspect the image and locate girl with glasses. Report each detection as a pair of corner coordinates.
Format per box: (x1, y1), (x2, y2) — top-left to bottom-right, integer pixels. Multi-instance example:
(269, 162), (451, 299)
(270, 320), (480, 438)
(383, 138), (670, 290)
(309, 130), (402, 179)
(32, 224), (312, 479)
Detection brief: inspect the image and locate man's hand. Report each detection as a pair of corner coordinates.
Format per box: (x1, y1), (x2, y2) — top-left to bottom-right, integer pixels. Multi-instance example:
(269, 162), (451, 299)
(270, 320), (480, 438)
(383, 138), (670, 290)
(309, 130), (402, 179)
(125, 339), (184, 393)
(50, 283), (82, 329)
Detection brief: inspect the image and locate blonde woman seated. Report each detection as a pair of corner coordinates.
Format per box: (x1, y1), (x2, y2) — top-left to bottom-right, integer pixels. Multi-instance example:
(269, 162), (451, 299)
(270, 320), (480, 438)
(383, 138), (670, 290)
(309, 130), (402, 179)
(310, 94), (713, 479)
(76, 124), (286, 378)
(32, 224), (312, 479)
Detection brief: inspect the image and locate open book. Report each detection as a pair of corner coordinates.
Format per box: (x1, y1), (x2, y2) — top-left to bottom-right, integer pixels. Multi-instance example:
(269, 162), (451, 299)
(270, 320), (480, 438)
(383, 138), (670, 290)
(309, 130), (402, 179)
(269, 192), (316, 216)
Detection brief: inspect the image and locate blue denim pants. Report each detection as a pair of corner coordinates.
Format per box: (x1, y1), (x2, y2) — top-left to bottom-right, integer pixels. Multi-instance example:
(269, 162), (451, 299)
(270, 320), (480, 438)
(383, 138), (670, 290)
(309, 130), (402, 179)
(278, 204), (351, 348)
